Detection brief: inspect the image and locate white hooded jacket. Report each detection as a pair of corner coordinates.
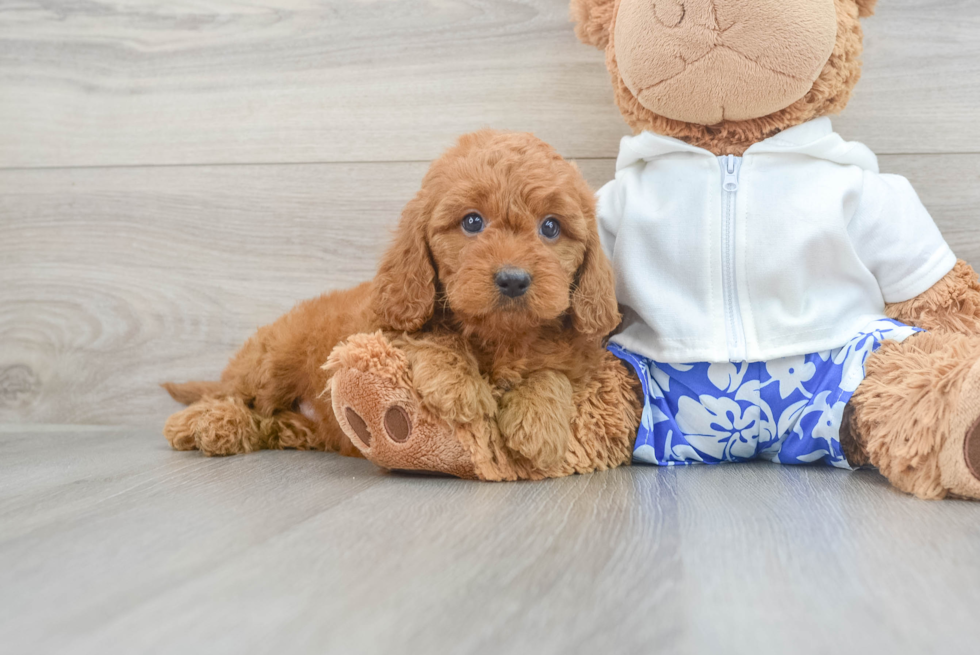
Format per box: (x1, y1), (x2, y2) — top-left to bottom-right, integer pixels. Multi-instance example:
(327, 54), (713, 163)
(597, 118), (956, 364)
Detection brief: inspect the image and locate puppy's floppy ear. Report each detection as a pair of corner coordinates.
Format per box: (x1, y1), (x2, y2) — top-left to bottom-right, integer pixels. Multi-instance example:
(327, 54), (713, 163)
(570, 0), (616, 50)
(373, 192), (436, 331)
(855, 0), (878, 18)
(571, 227), (621, 338)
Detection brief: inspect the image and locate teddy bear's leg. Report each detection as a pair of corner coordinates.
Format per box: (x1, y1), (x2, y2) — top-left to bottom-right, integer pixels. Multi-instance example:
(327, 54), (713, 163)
(848, 331), (980, 500)
(163, 396), (317, 457)
(326, 332), (499, 480)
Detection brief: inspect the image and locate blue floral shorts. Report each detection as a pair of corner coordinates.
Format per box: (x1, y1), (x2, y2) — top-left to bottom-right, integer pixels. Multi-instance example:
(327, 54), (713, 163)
(610, 319), (921, 469)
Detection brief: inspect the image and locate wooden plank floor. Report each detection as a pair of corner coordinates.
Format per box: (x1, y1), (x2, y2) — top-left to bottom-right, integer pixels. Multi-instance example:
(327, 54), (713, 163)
(3, 1), (980, 652)
(1, 428), (978, 655)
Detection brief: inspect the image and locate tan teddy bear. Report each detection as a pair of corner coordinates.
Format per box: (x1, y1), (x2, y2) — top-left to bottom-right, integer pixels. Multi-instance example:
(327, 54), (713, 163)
(571, 0), (980, 499)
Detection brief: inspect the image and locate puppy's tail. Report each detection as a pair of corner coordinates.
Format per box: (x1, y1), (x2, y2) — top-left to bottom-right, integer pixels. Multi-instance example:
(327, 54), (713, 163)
(161, 380), (229, 405)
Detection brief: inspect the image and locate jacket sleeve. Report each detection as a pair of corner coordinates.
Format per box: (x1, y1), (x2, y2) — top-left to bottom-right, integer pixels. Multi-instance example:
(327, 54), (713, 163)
(595, 178), (623, 260)
(847, 171), (957, 304)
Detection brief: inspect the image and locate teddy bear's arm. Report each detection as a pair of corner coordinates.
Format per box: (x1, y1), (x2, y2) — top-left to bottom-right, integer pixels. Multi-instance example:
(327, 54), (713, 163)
(885, 260), (980, 334)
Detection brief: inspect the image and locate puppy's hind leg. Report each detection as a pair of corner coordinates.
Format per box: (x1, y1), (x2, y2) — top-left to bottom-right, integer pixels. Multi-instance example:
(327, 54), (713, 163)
(163, 397), (316, 457)
(163, 403), (205, 451)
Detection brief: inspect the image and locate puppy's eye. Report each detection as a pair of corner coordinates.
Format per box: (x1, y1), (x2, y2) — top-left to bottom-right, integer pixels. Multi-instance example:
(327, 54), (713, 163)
(539, 216), (561, 240)
(461, 212), (485, 235)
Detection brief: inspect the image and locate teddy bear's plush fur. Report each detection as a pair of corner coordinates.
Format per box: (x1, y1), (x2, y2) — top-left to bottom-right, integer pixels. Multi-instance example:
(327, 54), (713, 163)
(163, 130), (640, 480)
(570, 0), (980, 499)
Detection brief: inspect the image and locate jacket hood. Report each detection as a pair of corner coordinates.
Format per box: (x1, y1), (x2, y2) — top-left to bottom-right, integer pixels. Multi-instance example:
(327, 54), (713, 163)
(615, 118), (879, 173)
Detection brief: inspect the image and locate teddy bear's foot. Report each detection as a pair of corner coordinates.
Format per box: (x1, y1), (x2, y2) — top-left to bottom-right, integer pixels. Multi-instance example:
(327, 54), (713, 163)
(328, 333), (478, 479)
(941, 357), (980, 499)
(853, 332), (980, 500)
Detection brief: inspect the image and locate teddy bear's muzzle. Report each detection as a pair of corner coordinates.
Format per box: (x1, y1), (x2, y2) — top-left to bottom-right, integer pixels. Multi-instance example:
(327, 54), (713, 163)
(613, 0), (838, 124)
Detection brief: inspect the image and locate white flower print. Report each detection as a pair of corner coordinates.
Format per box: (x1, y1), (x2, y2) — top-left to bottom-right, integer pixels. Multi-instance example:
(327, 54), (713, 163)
(759, 400), (809, 451)
(757, 399), (808, 459)
(645, 362), (695, 400)
(661, 426), (705, 463)
(641, 402), (671, 431)
(781, 390), (848, 465)
(776, 399), (809, 437)
(633, 443), (659, 464)
(764, 355), (816, 399)
(809, 399), (845, 445)
(622, 319), (916, 468)
(648, 366), (670, 399)
(813, 350), (832, 362)
(676, 395), (759, 460)
(668, 441), (706, 463)
(708, 362), (748, 393)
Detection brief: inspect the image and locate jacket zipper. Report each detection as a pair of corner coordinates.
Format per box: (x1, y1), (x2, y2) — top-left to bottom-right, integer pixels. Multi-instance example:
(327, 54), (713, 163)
(719, 154), (747, 361)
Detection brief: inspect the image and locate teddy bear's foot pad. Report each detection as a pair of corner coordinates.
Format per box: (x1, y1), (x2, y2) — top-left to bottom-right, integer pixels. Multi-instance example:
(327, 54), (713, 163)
(965, 417), (980, 481)
(331, 364), (477, 480)
(942, 357), (980, 499)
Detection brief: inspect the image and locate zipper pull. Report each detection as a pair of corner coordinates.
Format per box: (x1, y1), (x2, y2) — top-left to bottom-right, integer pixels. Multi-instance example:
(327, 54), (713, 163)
(723, 154), (740, 192)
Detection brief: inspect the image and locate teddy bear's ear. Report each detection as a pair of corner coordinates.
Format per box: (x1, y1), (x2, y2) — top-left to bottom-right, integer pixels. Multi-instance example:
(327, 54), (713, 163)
(855, 0), (878, 18)
(570, 0), (617, 50)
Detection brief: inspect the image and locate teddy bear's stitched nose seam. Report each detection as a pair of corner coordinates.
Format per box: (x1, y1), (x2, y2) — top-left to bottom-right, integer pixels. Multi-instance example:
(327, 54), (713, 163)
(653, 0), (735, 32)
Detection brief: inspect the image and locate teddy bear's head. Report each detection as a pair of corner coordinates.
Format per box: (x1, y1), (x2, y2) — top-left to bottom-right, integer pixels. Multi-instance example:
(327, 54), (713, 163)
(572, 0), (877, 154)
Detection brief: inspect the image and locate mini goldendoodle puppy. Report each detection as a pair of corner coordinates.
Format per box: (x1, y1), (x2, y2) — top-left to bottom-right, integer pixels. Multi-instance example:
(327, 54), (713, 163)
(163, 130), (640, 480)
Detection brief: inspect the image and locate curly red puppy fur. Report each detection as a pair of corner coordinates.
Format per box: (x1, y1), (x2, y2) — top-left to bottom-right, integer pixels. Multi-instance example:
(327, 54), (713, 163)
(163, 130), (639, 478)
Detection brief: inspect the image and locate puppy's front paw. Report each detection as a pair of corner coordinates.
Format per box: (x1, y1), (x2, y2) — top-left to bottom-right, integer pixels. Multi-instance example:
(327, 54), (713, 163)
(497, 371), (574, 470)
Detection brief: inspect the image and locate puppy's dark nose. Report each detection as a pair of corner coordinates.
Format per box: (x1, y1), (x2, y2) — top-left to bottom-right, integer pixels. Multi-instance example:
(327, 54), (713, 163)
(495, 268), (531, 298)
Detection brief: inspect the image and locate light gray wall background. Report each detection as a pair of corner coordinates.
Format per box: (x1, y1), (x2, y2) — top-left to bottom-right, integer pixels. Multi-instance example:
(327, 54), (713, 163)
(2, 0), (979, 428)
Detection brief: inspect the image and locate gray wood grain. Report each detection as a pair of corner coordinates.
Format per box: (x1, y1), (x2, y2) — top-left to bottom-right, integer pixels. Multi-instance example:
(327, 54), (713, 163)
(0, 160), (424, 426)
(2, 156), (978, 427)
(0, 428), (977, 655)
(1, 0), (978, 169)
